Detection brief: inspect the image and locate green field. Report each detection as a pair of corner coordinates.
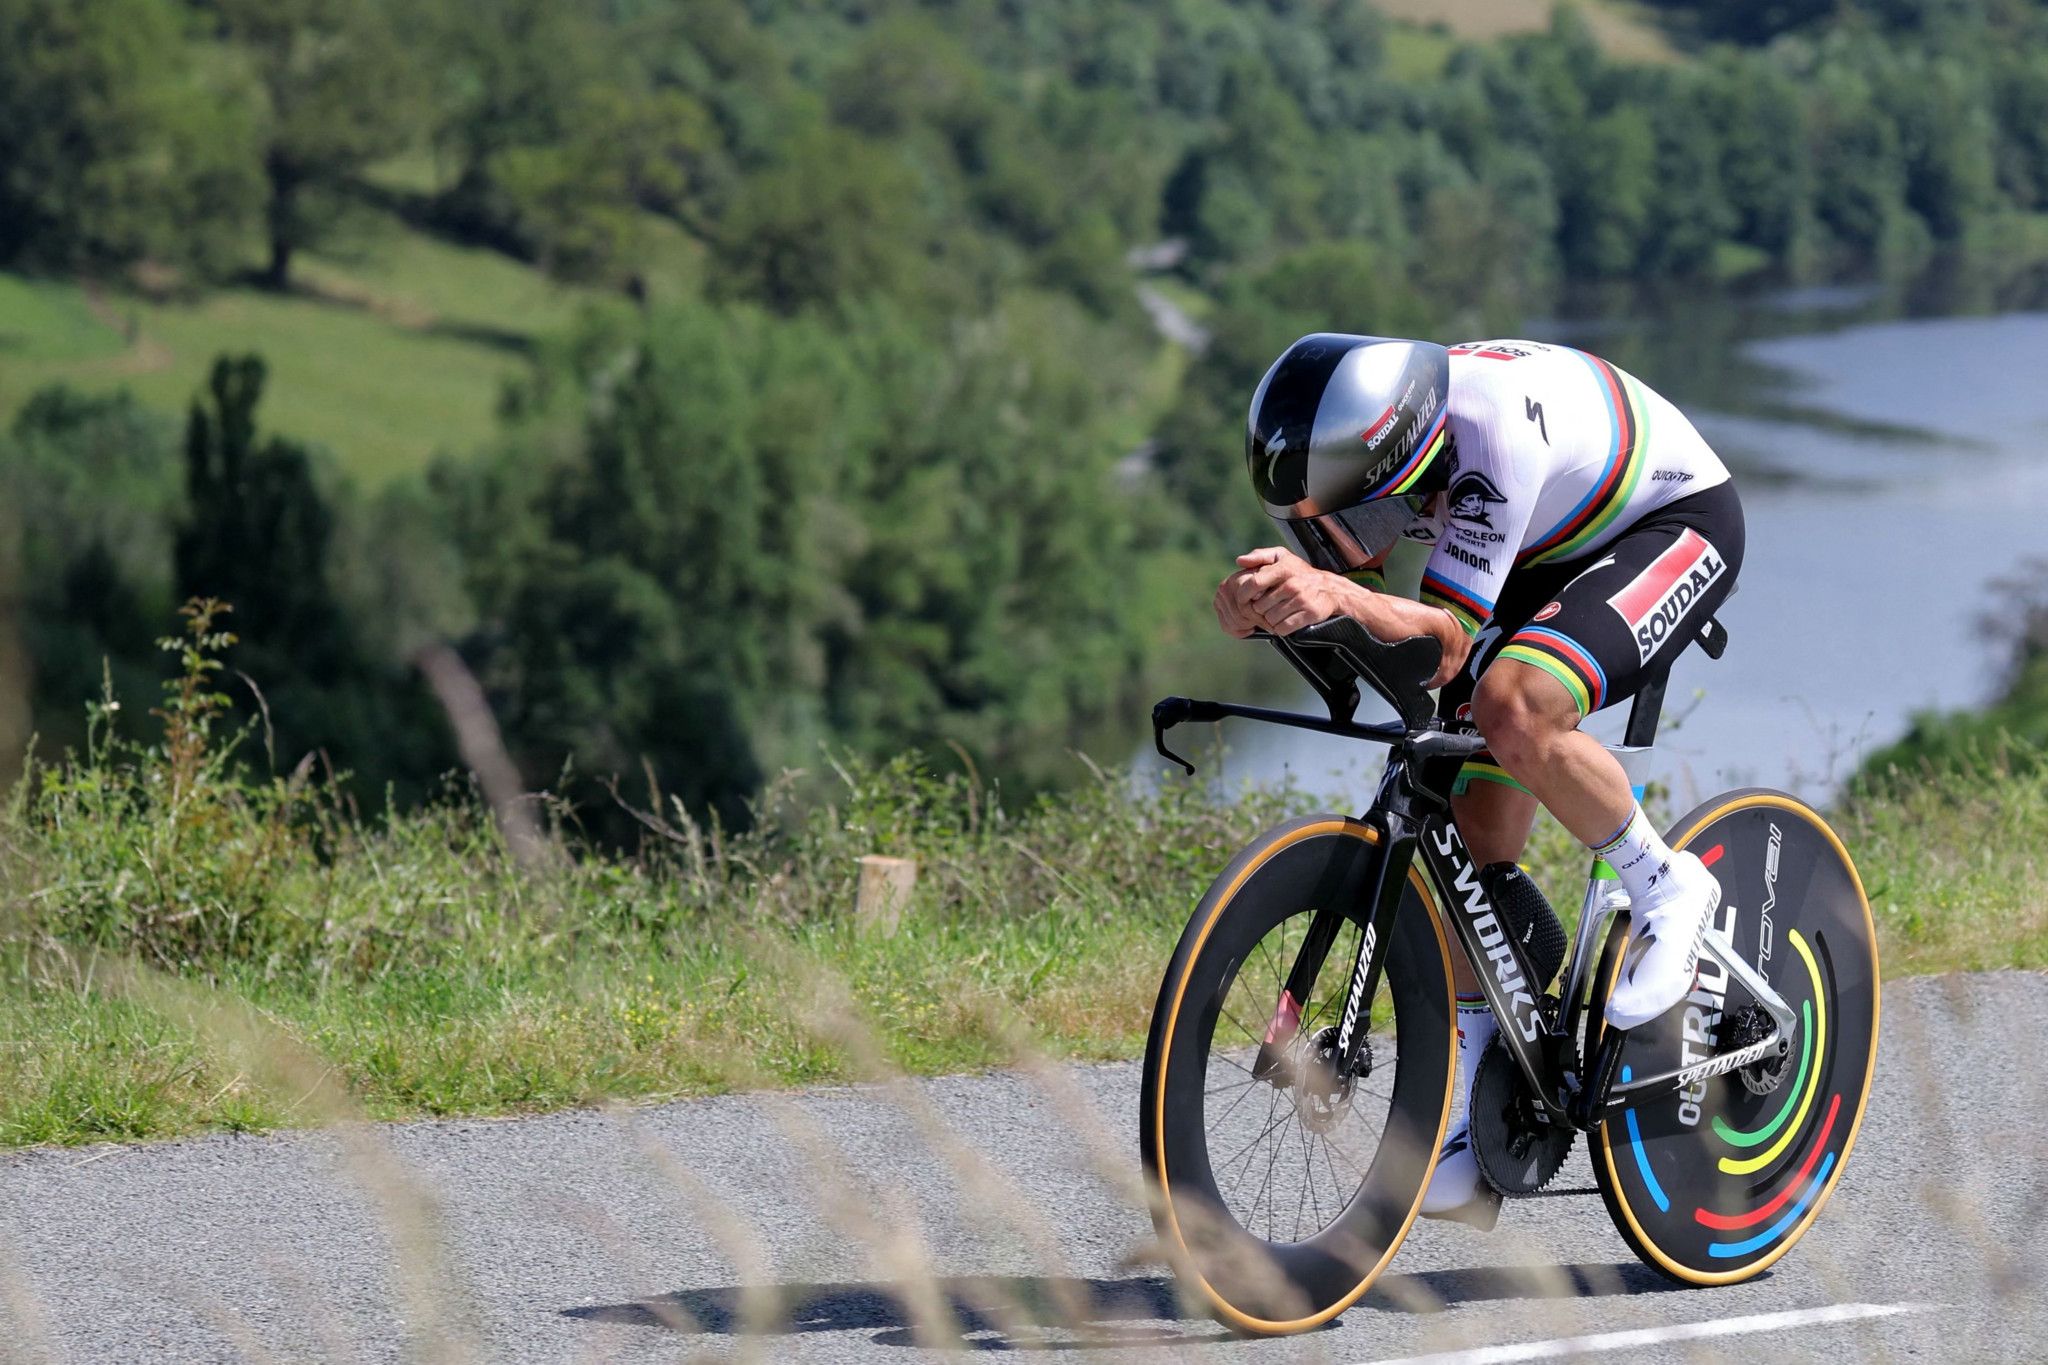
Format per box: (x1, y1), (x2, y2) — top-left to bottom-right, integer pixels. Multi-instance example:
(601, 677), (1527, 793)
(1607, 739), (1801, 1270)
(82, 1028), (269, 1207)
(0, 213), (637, 484)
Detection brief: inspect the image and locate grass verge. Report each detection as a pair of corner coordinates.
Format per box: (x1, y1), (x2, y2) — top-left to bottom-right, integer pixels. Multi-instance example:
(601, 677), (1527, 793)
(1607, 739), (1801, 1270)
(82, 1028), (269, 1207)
(2, 616), (2043, 1148)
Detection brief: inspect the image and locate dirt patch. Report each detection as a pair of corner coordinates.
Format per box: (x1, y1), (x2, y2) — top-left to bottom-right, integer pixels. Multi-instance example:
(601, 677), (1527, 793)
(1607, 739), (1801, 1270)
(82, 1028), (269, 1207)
(1370, 0), (1680, 64)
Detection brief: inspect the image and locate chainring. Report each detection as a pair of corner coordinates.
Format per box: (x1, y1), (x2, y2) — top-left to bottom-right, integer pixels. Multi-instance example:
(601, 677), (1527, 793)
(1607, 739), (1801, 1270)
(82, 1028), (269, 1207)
(1469, 1037), (1575, 1196)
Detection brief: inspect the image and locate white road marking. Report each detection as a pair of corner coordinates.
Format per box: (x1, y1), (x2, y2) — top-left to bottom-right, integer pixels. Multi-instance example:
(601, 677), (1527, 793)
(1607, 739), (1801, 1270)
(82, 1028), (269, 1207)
(1362, 1301), (1937, 1364)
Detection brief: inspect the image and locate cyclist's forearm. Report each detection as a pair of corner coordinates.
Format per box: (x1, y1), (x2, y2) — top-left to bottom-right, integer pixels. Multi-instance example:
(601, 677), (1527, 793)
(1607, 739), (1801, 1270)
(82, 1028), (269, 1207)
(1338, 580), (1472, 680)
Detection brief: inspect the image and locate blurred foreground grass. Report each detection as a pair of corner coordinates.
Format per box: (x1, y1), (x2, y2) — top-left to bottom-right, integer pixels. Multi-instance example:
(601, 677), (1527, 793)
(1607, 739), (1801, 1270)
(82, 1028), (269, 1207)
(2, 613), (2043, 1147)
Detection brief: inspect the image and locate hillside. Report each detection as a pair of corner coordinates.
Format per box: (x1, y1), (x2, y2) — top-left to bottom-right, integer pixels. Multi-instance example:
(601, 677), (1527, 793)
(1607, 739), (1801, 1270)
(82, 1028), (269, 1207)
(0, 207), (629, 483)
(9, 0), (2048, 829)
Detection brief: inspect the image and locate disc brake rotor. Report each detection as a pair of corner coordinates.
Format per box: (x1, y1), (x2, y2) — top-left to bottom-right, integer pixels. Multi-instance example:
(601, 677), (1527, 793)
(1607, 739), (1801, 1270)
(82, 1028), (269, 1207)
(1295, 1025), (1369, 1134)
(1726, 1003), (1790, 1097)
(1469, 1037), (1574, 1196)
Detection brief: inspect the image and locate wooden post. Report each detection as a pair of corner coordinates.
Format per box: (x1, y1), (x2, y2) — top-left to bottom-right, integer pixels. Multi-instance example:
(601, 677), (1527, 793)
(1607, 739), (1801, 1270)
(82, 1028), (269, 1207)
(855, 855), (916, 936)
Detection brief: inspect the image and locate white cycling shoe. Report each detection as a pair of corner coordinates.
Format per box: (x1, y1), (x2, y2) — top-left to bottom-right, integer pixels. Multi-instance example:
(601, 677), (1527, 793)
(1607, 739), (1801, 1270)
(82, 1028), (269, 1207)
(1419, 1125), (1501, 1229)
(1604, 850), (1720, 1031)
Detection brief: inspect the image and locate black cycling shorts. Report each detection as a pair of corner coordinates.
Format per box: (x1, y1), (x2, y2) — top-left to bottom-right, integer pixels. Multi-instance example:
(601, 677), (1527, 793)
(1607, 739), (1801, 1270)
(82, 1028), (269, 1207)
(1437, 480), (1744, 794)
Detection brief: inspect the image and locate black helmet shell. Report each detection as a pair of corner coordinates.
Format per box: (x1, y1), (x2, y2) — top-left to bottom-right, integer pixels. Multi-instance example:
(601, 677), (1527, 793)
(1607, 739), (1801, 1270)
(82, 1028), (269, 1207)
(1246, 334), (1452, 519)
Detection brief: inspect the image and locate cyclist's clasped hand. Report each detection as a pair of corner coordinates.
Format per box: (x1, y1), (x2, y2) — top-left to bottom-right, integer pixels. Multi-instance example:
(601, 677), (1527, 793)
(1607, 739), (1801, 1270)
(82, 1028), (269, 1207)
(1214, 546), (1352, 638)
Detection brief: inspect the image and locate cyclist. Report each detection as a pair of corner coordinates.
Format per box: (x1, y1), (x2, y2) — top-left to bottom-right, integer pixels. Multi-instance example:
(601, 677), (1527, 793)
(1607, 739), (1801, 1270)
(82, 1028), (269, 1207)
(1212, 335), (1743, 1226)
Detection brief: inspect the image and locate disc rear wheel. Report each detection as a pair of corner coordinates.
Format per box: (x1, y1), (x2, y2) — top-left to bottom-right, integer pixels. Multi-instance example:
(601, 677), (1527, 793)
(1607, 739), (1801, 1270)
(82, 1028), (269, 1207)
(1592, 790), (1880, 1284)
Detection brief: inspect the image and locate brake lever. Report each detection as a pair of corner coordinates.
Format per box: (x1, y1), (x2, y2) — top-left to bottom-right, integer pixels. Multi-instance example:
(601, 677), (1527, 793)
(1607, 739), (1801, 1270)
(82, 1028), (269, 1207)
(1151, 696), (1206, 776)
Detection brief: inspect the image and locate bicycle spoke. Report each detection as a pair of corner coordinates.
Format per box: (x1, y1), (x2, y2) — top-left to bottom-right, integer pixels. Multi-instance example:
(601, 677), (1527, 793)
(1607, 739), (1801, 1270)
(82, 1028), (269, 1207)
(1257, 931), (1284, 1007)
(1321, 1131), (1353, 1204)
(1208, 1049), (1256, 1078)
(1299, 929), (1352, 1033)
(1206, 1070), (1264, 1129)
(1290, 1127), (1311, 1241)
(1321, 1127), (1371, 1178)
(1218, 1089), (1288, 1197)
(1255, 1114), (1284, 1238)
(1230, 1094), (1284, 1223)
(1218, 1000), (1264, 1048)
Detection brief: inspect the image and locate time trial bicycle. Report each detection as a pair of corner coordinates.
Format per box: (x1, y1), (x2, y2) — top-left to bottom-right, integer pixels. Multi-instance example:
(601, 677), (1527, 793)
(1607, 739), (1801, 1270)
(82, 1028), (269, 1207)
(1139, 614), (1879, 1335)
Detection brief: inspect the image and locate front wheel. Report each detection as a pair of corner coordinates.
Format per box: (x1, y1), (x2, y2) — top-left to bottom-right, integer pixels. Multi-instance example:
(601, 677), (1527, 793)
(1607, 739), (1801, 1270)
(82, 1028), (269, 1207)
(1592, 789), (1881, 1284)
(1140, 816), (1457, 1334)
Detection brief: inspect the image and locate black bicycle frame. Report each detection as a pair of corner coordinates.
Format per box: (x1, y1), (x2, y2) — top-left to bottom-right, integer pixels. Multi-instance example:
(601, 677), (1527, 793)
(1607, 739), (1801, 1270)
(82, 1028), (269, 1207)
(1154, 613), (1740, 1129)
(1157, 694), (1721, 1131)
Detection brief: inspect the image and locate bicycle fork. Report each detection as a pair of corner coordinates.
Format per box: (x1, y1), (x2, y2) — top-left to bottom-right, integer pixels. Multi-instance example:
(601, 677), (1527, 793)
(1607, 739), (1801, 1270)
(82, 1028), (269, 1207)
(1253, 814), (1416, 1086)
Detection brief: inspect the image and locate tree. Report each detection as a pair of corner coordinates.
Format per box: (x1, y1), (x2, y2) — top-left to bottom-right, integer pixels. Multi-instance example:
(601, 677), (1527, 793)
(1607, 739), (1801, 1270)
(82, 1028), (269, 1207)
(1639, 73), (1738, 276)
(176, 357), (351, 676)
(712, 127), (930, 316)
(1881, 53), (1998, 241)
(1991, 50), (2048, 210)
(0, 0), (258, 276)
(1557, 107), (1657, 277)
(0, 388), (182, 759)
(1705, 53), (1816, 271)
(174, 356), (452, 795)
(208, 0), (422, 288)
(1806, 57), (1918, 262)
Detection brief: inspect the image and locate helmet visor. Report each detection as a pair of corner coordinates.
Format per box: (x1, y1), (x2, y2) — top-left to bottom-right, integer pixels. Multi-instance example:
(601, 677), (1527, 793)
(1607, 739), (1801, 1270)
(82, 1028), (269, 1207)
(1280, 497), (1423, 574)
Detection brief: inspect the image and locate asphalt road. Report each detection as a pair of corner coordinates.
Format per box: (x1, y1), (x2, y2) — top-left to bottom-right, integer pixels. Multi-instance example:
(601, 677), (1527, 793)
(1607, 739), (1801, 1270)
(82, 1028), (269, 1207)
(1, 972), (2042, 1363)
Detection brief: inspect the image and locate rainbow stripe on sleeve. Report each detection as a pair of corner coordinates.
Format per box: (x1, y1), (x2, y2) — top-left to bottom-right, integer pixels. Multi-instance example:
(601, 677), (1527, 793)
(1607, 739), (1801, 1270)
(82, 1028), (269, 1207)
(1419, 569), (1490, 635)
(1518, 353), (1649, 566)
(1343, 565), (1387, 592)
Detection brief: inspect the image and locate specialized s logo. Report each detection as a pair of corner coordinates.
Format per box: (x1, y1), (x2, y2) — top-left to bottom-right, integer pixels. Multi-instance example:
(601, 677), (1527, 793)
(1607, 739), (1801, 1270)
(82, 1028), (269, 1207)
(1605, 528), (1726, 665)
(1261, 431), (1288, 487)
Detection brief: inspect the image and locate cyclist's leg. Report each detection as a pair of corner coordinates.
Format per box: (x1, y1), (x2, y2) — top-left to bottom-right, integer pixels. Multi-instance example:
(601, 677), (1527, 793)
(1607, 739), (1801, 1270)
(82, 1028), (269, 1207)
(1424, 570), (1559, 1224)
(1471, 666), (1631, 846)
(1445, 782), (1539, 994)
(1472, 482), (1746, 1027)
(1434, 560), (1571, 995)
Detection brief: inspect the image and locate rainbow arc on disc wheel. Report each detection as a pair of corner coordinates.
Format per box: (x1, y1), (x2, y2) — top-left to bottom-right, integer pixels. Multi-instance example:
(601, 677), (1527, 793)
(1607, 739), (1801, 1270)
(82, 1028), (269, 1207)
(1592, 790), (1880, 1284)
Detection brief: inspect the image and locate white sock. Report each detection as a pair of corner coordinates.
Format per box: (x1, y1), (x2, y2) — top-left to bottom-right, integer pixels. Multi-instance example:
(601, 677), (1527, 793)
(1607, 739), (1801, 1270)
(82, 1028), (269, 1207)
(1423, 997), (1499, 1214)
(1450, 997), (1497, 1127)
(1589, 804), (1675, 904)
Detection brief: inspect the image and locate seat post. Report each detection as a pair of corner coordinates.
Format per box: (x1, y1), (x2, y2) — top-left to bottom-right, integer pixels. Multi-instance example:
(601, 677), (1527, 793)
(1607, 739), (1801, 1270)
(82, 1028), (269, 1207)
(1622, 672), (1668, 750)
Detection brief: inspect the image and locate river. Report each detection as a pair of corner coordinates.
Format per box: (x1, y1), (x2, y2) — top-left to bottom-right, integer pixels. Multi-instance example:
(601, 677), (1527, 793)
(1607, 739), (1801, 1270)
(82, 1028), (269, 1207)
(1132, 268), (2048, 809)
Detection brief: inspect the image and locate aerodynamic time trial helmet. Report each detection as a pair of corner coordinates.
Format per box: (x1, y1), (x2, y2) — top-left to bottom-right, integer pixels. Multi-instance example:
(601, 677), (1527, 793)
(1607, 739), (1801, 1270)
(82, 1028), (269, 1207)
(1245, 334), (1453, 573)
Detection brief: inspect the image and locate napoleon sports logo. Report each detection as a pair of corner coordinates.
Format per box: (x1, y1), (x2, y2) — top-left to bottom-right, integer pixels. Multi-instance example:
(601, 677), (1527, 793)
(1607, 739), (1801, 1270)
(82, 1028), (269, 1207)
(1606, 528), (1725, 664)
